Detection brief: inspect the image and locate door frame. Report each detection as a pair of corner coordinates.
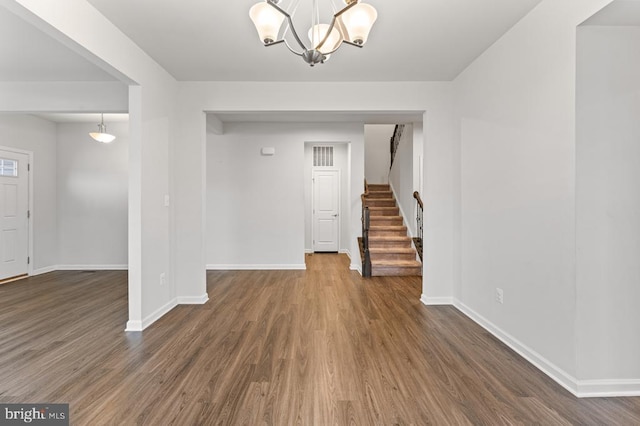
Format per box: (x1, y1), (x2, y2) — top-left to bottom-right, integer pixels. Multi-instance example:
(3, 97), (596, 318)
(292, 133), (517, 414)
(311, 168), (341, 252)
(0, 145), (33, 276)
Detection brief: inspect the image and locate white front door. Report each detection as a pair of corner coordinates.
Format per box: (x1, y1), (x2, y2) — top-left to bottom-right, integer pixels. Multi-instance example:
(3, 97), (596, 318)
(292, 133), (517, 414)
(313, 169), (340, 252)
(0, 150), (29, 280)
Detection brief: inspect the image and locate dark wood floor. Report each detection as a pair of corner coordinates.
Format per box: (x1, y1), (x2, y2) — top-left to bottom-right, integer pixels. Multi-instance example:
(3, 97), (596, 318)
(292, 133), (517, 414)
(1, 254), (639, 425)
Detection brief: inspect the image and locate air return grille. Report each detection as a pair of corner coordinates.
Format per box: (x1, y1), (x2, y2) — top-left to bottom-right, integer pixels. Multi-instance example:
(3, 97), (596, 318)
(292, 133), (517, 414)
(313, 146), (334, 167)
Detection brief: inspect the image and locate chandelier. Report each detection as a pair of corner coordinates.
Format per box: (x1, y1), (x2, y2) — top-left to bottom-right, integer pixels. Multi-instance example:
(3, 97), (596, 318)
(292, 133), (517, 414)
(249, 0), (378, 66)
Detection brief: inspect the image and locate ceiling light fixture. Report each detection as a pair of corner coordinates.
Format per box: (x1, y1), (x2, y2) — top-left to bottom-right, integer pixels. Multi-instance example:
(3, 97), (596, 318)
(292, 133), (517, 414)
(89, 113), (116, 143)
(249, 0), (377, 67)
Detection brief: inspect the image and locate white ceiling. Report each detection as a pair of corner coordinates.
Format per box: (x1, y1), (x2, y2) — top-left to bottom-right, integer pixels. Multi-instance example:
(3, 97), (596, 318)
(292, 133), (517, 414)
(86, 0), (543, 82)
(0, 6), (116, 82)
(581, 0), (640, 26)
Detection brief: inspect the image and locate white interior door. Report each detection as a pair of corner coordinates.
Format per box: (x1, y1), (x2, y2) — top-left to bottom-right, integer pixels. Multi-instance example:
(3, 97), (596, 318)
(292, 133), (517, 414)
(313, 169), (340, 252)
(0, 150), (29, 280)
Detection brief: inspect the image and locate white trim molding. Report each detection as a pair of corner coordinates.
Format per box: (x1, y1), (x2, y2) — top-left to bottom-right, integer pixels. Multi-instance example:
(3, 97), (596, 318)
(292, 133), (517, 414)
(56, 264), (128, 270)
(177, 294), (209, 304)
(125, 320), (143, 332)
(576, 379), (640, 398)
(32, 266), (56, 276)
(137, 299), (178, 331)
(420, 294), (454, 305)
(206, 264), (306, 270)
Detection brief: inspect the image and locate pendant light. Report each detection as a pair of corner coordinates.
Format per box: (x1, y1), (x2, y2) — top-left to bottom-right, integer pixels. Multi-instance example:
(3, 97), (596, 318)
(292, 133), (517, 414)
(89, 113), (116, 143)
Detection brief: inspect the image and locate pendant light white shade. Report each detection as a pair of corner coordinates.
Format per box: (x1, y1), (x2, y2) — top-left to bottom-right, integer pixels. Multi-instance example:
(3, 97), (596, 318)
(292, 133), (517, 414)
(249, 2), (285, 44)
(89, 114), (116, 143)
(341, 3), (377, 45)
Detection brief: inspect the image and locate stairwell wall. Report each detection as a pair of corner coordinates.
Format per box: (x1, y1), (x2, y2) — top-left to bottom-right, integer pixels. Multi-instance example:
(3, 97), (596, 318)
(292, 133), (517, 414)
(364, 124), (394, 184)
(389, 125), (417, 238)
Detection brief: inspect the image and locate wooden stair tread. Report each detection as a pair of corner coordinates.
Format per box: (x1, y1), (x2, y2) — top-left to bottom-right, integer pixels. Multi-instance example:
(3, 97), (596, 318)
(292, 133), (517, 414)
(365, 197), (395, 202)
(368, 236), (411, 241)
(366, 191), (393, 198)
(369, 247), (415, 253)
(372, 260), (422, 267)
(369, 225), (407, 231)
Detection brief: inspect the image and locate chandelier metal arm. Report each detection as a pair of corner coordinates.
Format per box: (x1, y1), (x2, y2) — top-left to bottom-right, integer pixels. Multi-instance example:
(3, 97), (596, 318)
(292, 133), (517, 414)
(315, 0), (356, 51)
(267, 0), (309, 52)
(341, 40), (364, 48)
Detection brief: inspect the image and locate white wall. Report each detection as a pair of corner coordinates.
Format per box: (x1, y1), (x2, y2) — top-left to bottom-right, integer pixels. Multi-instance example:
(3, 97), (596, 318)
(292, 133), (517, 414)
(206, 122), (305, 268)
(0, 114), (57, 273)
(57, 121), (128, 268)
(207, 122), (360, 268)
(576, 25), (640, 382)
(364, 124), (393, 184)
(454, 0), (616, 394)
(389, 125), (417, 237)
(304, 140), (351, 254)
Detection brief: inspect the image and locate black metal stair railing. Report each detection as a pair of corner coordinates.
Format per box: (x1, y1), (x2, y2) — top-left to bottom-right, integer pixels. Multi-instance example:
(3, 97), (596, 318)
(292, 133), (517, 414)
(360, 180), (372, 277)
(412, 191), (423, 261)
(362, 198), (372, 277)
(390, 124), (405, 169)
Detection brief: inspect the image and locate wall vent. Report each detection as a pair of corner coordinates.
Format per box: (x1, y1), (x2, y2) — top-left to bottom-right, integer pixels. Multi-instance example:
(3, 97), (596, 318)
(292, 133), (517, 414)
(313, 146), (334, 167)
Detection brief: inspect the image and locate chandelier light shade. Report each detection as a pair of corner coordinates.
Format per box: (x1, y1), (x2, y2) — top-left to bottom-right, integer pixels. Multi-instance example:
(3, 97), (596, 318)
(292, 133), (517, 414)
(249, 0), (378, 66)
(89, 113), (116, 143)
(249, 2), (286, 44)
(340, 2), (377, 45)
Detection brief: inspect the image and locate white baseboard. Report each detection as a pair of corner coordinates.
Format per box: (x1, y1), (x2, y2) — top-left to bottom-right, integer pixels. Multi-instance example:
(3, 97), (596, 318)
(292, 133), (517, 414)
(177, 294), (209, 304)
(388, 182), (415, 238)
(32, 266), (56, 276)
(351, 263), (362, 274)
(576, 379), (640, 397)
(125, 320), (143, 332)
(305, 249), (314, 254)
(420, 296), (640, 397)
(56, 264), (128, 271)
(206, 264), (306, 270)
(453, 299), (580, 396)
(339, 249), (352, 259)
(420, 294), (454, 305)
(139, 298), (178, 331)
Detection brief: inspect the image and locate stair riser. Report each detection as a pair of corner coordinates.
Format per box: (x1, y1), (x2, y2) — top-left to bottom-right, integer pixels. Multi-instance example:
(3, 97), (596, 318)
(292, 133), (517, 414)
(365, 200), (396, 207)
(368, 240), (412, 249)
(372, 266), (422, 276)
(370, 253), (417, 262)
(369, 230), (408, 237)
(370, 218), (404, 226)
(368, 208), (400, 217)
(366, 192), (393, 199)
(367, 185), (390, 191)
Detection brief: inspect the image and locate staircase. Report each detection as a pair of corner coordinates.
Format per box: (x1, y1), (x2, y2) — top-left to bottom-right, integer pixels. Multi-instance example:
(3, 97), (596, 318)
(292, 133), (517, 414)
(360, 183), (422, 276)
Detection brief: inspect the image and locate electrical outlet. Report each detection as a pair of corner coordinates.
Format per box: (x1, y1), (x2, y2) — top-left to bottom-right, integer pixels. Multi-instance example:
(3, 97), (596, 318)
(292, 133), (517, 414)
(495, 288), (504, 304)
(160, 273), (166, 286)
